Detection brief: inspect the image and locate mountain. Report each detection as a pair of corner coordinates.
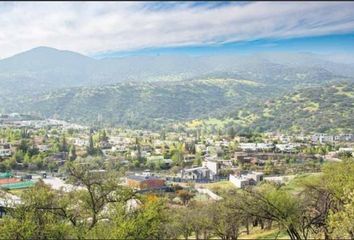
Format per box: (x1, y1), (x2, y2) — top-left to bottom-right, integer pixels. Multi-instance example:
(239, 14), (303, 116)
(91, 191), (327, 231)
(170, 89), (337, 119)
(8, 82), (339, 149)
(1, 47), (354, 131)
(6, 78), (272, 129)
(1, 47), (354, 99)
(218, 81), (354, 134)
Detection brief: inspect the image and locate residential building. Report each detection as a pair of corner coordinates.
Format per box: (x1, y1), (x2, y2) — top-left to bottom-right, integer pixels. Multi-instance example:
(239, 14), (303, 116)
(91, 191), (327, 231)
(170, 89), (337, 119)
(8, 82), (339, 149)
(0, 149), (11, 158)
(126, 175), (165, 190)
(229, 171), (264, 189)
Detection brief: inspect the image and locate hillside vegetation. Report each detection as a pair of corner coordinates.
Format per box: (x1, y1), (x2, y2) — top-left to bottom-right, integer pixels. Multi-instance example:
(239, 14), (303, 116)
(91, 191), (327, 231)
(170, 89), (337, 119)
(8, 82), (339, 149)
(1, 47), (353, 133)
(218, 81), (354, 134)
(10, 79), (271, 129)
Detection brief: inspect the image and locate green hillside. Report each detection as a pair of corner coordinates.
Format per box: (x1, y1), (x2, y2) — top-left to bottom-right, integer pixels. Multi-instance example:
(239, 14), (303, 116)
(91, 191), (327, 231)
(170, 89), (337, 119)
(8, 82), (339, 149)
(11, 78), (274, 129)
(220, 81), (354, 134)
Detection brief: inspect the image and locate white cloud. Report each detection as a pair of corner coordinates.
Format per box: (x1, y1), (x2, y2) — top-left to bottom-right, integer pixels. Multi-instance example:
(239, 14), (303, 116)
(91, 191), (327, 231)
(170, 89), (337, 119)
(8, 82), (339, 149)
(0, 1), (354, 58)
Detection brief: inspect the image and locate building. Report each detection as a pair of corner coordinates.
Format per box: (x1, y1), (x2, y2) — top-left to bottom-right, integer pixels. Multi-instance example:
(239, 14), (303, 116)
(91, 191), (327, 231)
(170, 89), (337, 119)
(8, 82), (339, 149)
(180, 159), (221, 181)
(275, 144), (299, 153)
(180, 167), (211, 181)
(334, 134), (354, 142)
(338, 148), (353, 154)
(203, 160), (220, 176)
(229, 171), (264, 189)
(311, 134), (334, 144)
(239, 143), (274, 152)
(0, 149), (11, 158)
(183, 154), (196, 163)
(126, 175), (166, 190)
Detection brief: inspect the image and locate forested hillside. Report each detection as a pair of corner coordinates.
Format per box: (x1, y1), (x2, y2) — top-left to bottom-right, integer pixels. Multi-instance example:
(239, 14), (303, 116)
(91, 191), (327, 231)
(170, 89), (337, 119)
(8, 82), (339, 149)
(8, 79), (271, 129)
(1, 47), (353, 133)
(219, 81), (354, 134)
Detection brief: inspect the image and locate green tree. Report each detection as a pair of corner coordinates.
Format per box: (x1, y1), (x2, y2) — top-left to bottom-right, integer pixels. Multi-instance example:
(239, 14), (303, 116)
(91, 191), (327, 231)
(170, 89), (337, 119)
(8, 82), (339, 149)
(171, 143), (185, 167)
(68, 145), (77, 161)
(61, 134), (68, 152)
(0, 181), (74, 239)
(87, 133), (95, 156)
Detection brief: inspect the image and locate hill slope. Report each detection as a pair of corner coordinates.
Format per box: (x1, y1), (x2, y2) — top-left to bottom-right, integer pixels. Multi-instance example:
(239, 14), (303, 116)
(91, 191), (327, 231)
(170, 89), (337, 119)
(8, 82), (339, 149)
(1, 47), (354, 98)
(5, 79), (273, 129)
(220, 81), (354, 134)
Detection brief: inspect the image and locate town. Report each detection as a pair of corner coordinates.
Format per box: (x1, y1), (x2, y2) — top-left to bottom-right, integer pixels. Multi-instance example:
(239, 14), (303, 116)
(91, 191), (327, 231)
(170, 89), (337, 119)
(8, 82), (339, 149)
(1, 113), (353, 238)
(0, 113), (352, 196)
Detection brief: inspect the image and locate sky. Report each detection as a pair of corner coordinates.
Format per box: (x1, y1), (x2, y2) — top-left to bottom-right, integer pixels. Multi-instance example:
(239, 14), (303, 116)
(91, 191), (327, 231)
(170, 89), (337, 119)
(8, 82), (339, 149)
(1, 1), (354, 60)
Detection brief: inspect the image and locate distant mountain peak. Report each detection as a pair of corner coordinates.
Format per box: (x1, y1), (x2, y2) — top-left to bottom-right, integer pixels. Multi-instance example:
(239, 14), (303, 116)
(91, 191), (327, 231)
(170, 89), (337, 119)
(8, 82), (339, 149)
(2, 46), (92, 62)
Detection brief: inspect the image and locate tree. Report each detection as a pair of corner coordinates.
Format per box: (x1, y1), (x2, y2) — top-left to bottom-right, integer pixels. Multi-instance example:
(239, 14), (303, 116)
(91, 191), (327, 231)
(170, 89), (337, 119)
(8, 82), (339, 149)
(68, 145), (77, 161)
(160, 130), (166, 141)
(0, 180), (74, 239)
(87, 133), (95, 156)
(165, 207), (194, 240)
(171, 143), (185, 167)
(323, 158), (354, 239)
(236, 184), (307, 240)
(18, 139), (29, 153)
(105, 195), (167, 239)
(99, 130), (108, 142)
(211, 198), (243, 240)
(177, 190), (195, 206)
(227, 126), (236, 140)
(61, 134), (68, 152)
(64, 161), (133, 232)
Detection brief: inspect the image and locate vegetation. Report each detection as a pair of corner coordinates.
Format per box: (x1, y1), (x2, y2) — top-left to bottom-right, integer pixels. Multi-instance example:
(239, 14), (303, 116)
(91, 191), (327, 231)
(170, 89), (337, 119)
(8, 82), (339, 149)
(6, 72), (353, 133)
(208, 81), (354, 134)
(1, 157), (354, 239)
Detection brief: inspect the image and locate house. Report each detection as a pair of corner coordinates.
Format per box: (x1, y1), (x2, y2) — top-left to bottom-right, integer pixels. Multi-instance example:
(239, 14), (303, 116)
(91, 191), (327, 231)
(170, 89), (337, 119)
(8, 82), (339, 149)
(111, 145), (127, 153)
(183, 154), (195, 163)
(239, 143), (257, 151)
(239, 143), (274, 152)
(275, 144), (298, 153)
(338, 148), (353, 154)
(181, 159), (221, 181)
(311, 134), (334, 143)
(0, 149), (11, 158)
(229, 171), (264, 189)
(256, 143), (274, 151)
(202, 159), (221, 175)
(180, 167), (211, 180)
(334, 134), (354, 142)
(37, 145), (49, 153)
(126, 175), (166, 190)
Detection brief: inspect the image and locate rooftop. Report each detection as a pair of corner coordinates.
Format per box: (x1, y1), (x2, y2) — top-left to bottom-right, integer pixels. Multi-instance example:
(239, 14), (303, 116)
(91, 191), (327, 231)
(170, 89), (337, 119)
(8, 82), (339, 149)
(126, 175), (163, 182)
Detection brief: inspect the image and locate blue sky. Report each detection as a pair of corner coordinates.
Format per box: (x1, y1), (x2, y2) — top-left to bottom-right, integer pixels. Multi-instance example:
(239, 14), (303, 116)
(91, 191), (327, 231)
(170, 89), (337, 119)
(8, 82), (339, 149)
(93, 33), (354, 58)
(1, 2), (354, 59)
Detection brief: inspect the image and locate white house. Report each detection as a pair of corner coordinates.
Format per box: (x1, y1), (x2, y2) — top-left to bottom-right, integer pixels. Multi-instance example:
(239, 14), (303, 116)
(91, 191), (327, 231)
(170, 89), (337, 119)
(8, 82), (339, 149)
(275, 144), (298, 153)
(311, 134), (334, 143)
(338, 148), (353, 153)
(229, 171), (264, 189)
(239, 143), (274, 152)
(202, 160), (220, 175)
(0, 149), (11, 158)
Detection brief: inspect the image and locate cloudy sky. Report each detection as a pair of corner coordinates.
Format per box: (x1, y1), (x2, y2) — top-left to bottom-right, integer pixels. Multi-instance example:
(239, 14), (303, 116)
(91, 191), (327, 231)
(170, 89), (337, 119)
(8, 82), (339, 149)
(1, 1), (354, 59)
